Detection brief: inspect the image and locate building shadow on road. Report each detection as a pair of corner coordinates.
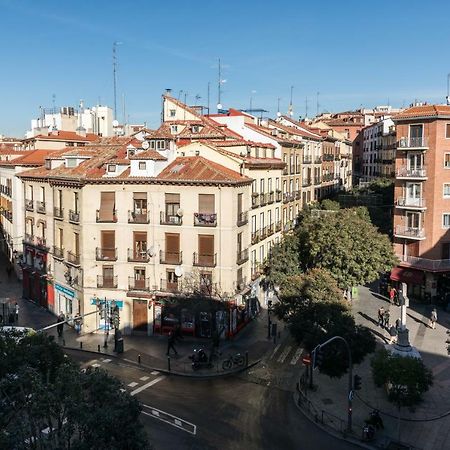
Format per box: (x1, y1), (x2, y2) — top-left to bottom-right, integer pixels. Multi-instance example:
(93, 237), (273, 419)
(357, 312), (389, 343)
(368, 290), (392, 305)
(406, 312), (429, 328)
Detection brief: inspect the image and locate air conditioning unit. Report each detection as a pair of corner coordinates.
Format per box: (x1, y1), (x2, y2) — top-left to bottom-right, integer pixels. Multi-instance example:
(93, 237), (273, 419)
(168, 216), (178, 224)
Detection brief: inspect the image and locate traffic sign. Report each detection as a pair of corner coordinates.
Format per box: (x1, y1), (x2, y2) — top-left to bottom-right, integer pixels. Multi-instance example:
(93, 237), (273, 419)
(302, 355), (311, 365)
(348, 390), (354, 401)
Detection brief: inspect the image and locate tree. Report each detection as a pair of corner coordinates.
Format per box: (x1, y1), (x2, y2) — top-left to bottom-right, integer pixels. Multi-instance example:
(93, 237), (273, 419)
(296, 207), (398, 290)
(0, 332), (151, 450)
(371, 349), (433, 409)
(275, 269), (376, 378)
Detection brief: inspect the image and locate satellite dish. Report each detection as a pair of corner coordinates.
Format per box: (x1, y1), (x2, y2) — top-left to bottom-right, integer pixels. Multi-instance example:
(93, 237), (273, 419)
(112, 119), (119, 127)
(176, 208), (184, 217)
(174, 266), (184, 277)
(142, 141), (150, 150)
(147, 246), (155, 257)
(217, 103), (222, 110)
(277, 112), (281, 117)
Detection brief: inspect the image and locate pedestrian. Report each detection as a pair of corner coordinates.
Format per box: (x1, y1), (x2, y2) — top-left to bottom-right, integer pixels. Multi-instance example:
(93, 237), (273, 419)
(395, 318), (401, 331)
(166, 330), (178, 356)
(383, 310), (390, 328)
(56, 311), (65, 337)
(15, 302), (19, 323)
(389, 325), (398, 344)
(389, 287), (396, 305)
(429, 308), (438, 329)
(377, 306), (385, 327)
(74, 313), (82, 334)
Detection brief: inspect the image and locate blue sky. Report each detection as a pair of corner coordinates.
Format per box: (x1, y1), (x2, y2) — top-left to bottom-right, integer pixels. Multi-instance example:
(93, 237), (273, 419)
(1, 0), (450, 136)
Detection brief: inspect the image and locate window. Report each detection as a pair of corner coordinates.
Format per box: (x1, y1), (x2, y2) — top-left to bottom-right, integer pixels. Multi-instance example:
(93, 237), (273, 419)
(74, 192), (79, 213)
(41, 186), (45, 202)
(444, 184), (450, 198)
(444, 214), (450, 228)
(66, 159), (77, 168)
(98, 192), (115, 221)
(445, 153), (450, 168)
(108, 164), (116, 172)
(139, 161), (146, 170)
(165, 193), (180, 219)
(150, 140), (156, 149)
(260, 179), (265, 193)
(446, 124), (450, 139)
(169, 109), (176, 117)
(170, 125), (178, 133)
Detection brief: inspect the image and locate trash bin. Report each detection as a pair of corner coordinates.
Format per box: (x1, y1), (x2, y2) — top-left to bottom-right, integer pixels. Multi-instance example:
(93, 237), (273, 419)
(115, 337), (124, 354)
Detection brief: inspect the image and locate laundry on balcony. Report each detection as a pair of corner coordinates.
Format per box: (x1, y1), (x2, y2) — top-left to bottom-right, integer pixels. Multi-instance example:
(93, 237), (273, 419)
(194, 213), (217, 226)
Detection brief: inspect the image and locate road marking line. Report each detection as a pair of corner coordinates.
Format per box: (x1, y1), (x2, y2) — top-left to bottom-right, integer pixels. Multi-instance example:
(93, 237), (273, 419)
(277, 346), (292, 363)
(102, 358), (112, 363)
(141, 404), (196, 435)
(140, 376), (150, 381)
(151, 371), (159, 375)
(290, 347), (303, 365)
(270, 343), (281, 360)
(130, 376), (165, 396)
(128, 382), (138, 388)
(91, 363), (101, 368)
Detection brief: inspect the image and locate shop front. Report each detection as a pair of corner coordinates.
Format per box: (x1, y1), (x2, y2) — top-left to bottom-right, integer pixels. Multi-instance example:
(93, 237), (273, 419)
(390, 266), (425, 301)
(22, 246), (48, 308)
(54, 283), (77, 317)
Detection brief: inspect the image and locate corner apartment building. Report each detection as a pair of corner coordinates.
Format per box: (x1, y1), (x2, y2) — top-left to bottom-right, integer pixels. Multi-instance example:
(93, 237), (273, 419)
(392, 104), (450, 300)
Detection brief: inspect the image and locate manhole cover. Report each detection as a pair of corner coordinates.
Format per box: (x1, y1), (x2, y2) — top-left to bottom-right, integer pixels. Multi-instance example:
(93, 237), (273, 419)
(321, 398), (333, 405)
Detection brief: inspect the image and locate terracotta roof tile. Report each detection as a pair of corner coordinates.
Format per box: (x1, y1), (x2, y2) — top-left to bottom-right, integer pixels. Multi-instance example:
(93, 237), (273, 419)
(24, 130), (100, 142)
(129, 149), (167, 161)
(393, 104), (450, 120)
(157, 156), (251, 184)
(0, 149), (64, 166)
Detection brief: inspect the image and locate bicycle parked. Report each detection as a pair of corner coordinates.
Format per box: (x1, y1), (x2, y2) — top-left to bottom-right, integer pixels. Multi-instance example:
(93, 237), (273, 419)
(222, 353), (245, 370)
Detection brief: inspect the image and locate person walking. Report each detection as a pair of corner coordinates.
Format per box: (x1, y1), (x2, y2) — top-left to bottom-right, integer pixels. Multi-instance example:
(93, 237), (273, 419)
(74, 313), (82, 334)
(377, 306), (385, 327)
(383, 310), (390, 328)
(389, 325), (398, 344)
(56, 312), (65, 337)
(14, 302), (19, 323)
(166, 330), (178, 356)
(389, 287), (396, 305)
(429, 308), (438, 329)
(395, 318), (401, 331)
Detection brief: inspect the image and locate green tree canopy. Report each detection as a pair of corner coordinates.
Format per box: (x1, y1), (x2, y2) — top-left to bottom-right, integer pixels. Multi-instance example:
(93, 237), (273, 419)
(371, 349), (433, 409)
(296, 207), (397, 289)
(0, 332), (150, 450)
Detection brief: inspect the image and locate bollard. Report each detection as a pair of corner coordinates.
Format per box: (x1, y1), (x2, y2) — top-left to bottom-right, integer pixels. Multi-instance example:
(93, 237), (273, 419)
(138, 354), (141, 364)
(245, 351), (249, 367)
(80, 341), (83, 349)
(167, 356), (171, 372)
(97, 344), (101, 352)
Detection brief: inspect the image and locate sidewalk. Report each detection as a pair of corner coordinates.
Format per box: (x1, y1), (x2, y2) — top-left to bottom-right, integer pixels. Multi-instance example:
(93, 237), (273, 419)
(298, 285), (450, 450)
(0, 254), (271, 377)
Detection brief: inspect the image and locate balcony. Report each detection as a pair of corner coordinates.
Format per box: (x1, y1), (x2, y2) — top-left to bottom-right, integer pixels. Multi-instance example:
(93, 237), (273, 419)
(25, 199), (34, 211)
(267, 224), (274, 236)
(35, 236), (48, 250)
(237, 248), (249, 265)
(194, 213), (217, 227)
(237, 211), (248, 227)
(396, 197), (426, 210)
(323, 154), (334, 161)
(275, 221), (282, 232)
(397, 137), (428, 149)
(193, 252), (217, 267)
(260, 226), (268, 240)
(314, 177), (321, 185)
(276, 190), (282, 202)
(251, 231), (260, 245)
(251, 193), (260, 209)
(95, 247), (118, 261)
(160, 278), (180, 293)
(259, 193), (267, 207)
(128, 276), (151, 291)
(160, 212), (182, 225)
(24, 233), (34, 245)
(322, 173), (335, 182)
(396, 254), (450, 272)
(314, 157), (322, 164)
(396, 167), (427, 179)
(303, 156), (312, 164)
(96, 209), (117, 223)
(128, 248), (149, 262)
(67, 210), (80, 224)
(251, 266), (261, 281)
(36, 201), (46, 214)
(302, 179), (312, 187)
(0, 185), (12, 197)
(234, 277), (248, 292)
(1, 209), (12, 222)
(160, 250), (182, 265)
(67, 250), (81, 266)
(54, 207), (64, 220)
(268, 191), (276, 204)
(97, 275), (118, 289)
(295, 190), (301, 200)
(394, 225), (425, 240)
(53, 246), (64, 260)
(128, 210), (150, 224)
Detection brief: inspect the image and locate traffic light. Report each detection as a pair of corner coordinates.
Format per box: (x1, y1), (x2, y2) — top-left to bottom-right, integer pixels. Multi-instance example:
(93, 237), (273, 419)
(97, 303), (105, 320)
(313, 347), (324, 370)
(268, 300), (273, 315)
(112, 305), (120, 329)
(353, 374), (362, 391)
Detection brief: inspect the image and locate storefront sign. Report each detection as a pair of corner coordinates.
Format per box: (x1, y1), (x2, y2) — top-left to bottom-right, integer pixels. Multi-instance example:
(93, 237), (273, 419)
(55, 283), (75, 298)
(89, 298), (123, 309)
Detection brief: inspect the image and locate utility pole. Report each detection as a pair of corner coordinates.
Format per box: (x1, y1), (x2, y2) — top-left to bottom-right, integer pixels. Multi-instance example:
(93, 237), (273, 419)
(288, 86), (294, 116)
(113, 41), (122, 121)
(316, 91), (320, 117)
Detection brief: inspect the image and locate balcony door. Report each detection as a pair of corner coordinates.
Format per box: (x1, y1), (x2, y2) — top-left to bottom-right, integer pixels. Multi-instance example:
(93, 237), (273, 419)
(165, 233), (180, 264)
(406, 212), (420, 230)
(407, 153), (423, 171)
(101, 230), (115, 259)
(133, 231), (147, 259)
(198, 235), (214, 266)
(406, 183), (422, 206)
(134, 267), (146, 290)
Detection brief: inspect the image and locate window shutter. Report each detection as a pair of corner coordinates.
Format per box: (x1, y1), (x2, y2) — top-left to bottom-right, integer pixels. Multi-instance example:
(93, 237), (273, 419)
(101, 231), (115, 248)
(99, 192), (115, 221)
(133, 231), (147, 243)
(165, 193), (180, 203)
(133, 192), (147, 200)
(199, 235), (214, 255)
(198, 194), (215, 214)
(237, 193), (242, 215)
(165, 233), (180, 253)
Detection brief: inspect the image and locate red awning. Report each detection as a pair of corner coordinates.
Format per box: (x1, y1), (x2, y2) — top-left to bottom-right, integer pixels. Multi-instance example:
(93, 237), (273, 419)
(390, 267), (424, 285)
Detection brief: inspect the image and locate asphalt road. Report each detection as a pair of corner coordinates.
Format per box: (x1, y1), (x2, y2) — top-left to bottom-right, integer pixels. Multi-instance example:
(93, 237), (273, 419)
(66, 350), (359, 450)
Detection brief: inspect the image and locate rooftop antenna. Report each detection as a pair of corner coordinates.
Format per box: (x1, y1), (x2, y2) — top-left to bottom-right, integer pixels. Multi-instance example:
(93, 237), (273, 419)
(447, 73), (450, 105)
(51, 94), (57, 130)
(113, 41), (123, 121)
(316, 91), (320, 116)
(217, 58), (226, 111)
(249, 90), (256, 112)
(277, 97), (281, 117)
(305, 96), (309, 119)
(177, 90), (183, 100)
(122, 93), (126, 126)
(288, 85), (294, 117)
(207, 81), (210, 114)
(194, 94), (201, 107)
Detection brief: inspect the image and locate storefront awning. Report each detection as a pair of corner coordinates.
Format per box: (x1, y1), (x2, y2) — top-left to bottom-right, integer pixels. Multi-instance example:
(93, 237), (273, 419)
(390, 267), (424, 285)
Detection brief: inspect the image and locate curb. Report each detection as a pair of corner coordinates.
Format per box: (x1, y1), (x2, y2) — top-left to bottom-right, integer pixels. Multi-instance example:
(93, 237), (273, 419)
(292, 391), (377, 450)
(61, 345), (261, 379)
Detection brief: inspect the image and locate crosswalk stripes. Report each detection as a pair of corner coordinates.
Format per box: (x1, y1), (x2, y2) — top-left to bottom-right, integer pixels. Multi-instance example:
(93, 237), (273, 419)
(270, 344), (304, 366)
(102, 358), (112, 363)
(140, 376), (150, 381)
(128, 382), (139, 388)
(270, 344), (281, 360)
(290, 347), (303, 365)
(277, 346), (292, 363)
(91, 363), (101, 368)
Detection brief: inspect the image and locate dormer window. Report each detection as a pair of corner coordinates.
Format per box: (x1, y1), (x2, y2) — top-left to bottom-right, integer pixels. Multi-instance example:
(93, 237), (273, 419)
(150, 140), (156, 149)
(139, 162), (146, 170)
(66, 159), (77, 168)
(45, 160), (51, 169)
(170, 125), (178, 134)
(128, 149), (135, 158)
(108, 164), (116, 173)
(192, 125), (200, 133)
(157, 140), (166, 150)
